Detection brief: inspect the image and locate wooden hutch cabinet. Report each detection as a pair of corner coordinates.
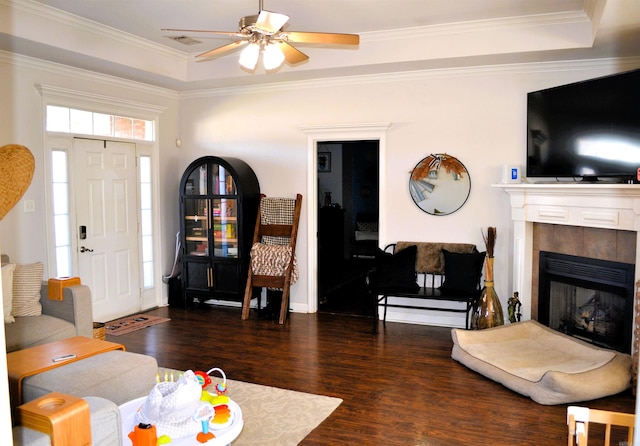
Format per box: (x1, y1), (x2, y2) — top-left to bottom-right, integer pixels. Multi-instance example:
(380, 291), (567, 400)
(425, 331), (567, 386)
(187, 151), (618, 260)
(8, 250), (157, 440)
(179, 156), (260, 306)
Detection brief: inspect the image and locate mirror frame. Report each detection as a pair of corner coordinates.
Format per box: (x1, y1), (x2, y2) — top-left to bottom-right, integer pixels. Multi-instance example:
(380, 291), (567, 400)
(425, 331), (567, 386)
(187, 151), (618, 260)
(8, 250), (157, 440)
(409, 153), (471, 216)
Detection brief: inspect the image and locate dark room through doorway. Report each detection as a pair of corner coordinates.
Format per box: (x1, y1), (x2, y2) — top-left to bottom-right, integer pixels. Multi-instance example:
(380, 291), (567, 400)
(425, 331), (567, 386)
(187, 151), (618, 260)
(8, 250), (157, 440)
(317, 140), (379, 316)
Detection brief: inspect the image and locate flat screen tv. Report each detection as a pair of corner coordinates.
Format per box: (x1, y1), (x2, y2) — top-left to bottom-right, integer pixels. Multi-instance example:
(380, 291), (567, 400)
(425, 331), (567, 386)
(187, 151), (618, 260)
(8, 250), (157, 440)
(526, 68), (640, 182)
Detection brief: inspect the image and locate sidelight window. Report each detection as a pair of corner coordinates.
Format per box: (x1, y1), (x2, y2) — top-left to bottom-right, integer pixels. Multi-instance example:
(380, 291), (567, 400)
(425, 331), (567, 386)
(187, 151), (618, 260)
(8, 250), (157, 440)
(51, 150), (71, 277)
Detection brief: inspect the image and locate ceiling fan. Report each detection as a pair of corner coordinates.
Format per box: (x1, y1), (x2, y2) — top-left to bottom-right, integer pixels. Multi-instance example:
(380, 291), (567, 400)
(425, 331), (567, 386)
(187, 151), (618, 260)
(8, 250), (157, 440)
(162, 0), (359, 71)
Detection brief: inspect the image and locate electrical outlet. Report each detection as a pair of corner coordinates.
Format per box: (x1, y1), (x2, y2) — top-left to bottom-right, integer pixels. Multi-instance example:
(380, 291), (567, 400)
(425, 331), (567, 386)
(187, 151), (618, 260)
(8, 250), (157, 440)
(23, 200), (36, 213)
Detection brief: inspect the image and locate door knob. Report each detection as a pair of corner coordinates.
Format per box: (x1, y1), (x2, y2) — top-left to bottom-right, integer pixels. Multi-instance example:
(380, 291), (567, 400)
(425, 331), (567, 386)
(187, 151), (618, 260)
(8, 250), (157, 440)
(80, 246), (94, 253)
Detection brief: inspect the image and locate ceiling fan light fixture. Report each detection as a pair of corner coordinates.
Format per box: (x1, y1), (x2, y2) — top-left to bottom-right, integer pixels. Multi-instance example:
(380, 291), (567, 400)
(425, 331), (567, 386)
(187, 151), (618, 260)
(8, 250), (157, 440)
(263, 43), (285, 70)
(167, 0), (358, 72)
(239, 43), (260, 70)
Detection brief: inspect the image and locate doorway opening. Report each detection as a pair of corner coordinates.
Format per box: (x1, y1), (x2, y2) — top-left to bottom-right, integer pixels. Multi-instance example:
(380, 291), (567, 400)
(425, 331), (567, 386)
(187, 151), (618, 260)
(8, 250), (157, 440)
(317, 140), (379, 316)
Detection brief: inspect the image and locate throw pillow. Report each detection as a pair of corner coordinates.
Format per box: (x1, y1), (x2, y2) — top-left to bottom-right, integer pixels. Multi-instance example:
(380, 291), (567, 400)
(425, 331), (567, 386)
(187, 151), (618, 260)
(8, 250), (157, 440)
(439, 249), (486, 296)
(371, 245), (419, 292)
(11, 262), (44, 317)
(2, 263), (16, 323)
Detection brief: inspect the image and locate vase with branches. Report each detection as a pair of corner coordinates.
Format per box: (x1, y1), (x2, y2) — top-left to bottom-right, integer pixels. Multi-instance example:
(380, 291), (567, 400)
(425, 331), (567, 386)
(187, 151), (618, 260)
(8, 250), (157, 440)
(471, 227), (504, 329)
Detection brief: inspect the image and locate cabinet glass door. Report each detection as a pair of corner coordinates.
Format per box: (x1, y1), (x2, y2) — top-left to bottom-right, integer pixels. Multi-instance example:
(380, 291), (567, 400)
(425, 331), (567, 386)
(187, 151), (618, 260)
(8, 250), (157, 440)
(184, 198), (209, 256)
(212, 198), (238, 258)
(184, 164), (208, 195)
(212, 164), (236, 195)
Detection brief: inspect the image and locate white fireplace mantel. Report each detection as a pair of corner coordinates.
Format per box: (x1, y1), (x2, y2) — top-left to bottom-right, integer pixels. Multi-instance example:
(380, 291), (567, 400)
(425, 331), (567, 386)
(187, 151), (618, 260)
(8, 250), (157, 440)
(494, 183), (640, 321)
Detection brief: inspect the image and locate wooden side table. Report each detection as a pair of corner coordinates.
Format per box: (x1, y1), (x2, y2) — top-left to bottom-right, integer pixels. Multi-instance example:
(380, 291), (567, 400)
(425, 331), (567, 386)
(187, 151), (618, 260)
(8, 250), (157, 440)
(17, 392), (92, 446)
(7, 336), (125, 412)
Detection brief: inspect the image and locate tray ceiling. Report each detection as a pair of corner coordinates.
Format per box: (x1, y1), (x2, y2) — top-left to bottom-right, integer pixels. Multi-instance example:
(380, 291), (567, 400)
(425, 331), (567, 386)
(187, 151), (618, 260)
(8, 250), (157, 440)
(1, 0), (639, 90)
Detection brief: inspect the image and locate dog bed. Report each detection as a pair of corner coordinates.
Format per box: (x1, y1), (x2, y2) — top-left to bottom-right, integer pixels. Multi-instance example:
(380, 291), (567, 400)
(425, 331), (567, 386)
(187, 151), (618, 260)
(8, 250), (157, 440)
(451, 320), (632, 405)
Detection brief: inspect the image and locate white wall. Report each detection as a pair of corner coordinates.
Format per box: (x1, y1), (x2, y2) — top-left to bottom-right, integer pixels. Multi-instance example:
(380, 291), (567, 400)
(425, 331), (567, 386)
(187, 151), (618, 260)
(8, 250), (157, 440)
(0, 52), (181, 283)
(1, 52), (639, 442)
(178, 60), (640, 323)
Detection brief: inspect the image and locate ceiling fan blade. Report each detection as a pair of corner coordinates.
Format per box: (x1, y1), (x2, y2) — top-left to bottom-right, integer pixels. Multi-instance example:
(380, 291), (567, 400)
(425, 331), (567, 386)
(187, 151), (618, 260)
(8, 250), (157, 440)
(196, 40), (248, 61)
(276, 41), (309, 65)
(162, 28), (243, 38)
(255, 10), (289, 34)
(283, 31), (359, 45)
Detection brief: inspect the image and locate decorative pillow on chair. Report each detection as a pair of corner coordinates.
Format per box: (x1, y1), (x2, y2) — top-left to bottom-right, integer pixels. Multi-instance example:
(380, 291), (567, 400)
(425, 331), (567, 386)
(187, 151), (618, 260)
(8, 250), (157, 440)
(11, 262), (44, 317)
(2, 263), (16, 323)
(439, 249), (486, 296)
(371, 245), (419, 292)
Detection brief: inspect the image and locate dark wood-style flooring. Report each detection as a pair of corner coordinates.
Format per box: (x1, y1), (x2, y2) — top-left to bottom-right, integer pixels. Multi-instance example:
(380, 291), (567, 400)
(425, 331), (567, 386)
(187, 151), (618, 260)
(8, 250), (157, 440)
(108, 305), (636, 445)
(318, 257), (374, 316)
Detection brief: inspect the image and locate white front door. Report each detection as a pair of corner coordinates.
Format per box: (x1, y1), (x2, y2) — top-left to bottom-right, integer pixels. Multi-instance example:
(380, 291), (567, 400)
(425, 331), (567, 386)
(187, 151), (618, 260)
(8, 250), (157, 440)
(74, 138), (141, 322)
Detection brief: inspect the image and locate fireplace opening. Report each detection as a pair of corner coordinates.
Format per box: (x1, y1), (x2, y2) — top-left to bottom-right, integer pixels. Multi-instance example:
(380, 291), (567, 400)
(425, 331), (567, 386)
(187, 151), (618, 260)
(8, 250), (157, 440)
(538, 251), (634, 353)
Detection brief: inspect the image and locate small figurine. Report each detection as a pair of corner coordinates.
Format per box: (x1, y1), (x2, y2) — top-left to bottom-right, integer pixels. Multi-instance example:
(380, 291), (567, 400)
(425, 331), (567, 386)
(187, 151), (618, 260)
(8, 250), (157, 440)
(507, 292), (522, 323)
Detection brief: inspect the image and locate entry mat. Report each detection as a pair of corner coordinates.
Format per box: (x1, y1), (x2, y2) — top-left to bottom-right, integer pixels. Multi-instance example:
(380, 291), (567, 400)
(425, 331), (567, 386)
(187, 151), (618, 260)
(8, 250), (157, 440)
(104, 314), (170, 336)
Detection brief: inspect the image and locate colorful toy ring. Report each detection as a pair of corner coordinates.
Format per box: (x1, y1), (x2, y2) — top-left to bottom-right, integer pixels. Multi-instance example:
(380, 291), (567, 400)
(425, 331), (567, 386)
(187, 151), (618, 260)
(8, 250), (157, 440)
(194, 370), (212, 388)
(206, 367), (227, 395)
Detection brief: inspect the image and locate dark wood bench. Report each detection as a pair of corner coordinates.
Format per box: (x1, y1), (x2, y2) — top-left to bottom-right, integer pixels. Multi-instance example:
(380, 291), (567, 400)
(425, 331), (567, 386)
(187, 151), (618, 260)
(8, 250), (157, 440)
(368, 242), (484, 334)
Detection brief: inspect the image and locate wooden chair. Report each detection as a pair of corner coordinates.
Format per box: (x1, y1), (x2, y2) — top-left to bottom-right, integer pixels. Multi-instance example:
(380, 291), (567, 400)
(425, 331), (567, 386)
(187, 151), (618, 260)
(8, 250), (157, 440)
(241, 194), (302, 324)
(567, 406), (635, 446)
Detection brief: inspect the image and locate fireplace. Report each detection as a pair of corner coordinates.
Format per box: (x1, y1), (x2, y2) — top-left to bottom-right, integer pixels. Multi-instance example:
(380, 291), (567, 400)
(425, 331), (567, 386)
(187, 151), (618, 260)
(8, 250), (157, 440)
(538, 251), (634, 353)
(496, 183), (640, 353)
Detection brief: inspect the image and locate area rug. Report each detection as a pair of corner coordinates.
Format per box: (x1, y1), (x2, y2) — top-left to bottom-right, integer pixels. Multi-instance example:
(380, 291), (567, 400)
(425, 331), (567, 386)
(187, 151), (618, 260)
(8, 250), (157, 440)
(105, 314), (170, 336)
(157, 367), (342, 445)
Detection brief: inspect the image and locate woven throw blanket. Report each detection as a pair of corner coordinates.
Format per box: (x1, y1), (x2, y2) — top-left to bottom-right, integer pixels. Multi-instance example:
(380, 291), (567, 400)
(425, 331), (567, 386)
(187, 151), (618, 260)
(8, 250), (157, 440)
(260, 197), (295, 246)
(250, 243), (298, 286)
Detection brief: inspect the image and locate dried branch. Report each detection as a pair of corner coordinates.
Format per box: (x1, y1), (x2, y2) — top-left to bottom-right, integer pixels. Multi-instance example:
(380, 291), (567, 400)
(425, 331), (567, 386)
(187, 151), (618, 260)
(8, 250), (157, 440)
(483, 227), (497, 258)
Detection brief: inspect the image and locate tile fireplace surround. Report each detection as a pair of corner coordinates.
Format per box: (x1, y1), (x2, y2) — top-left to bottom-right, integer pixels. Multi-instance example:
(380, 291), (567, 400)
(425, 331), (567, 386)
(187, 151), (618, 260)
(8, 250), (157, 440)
(495, 183), (640, 323)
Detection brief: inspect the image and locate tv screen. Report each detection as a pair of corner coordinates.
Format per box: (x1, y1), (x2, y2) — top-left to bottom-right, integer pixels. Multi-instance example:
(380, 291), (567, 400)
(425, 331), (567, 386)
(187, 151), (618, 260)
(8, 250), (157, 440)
(526, 68), (640, 181)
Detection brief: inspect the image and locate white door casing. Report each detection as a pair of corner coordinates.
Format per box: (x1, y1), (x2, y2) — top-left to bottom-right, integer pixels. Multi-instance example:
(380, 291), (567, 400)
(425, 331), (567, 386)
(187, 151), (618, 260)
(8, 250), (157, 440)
(301, 122), (390, 314)
(74, 138), (141, 322)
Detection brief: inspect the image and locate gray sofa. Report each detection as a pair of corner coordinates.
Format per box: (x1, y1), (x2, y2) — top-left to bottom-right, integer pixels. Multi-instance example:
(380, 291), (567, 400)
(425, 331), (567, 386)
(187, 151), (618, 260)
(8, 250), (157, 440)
(13, 396), (123, 446)
(2, 253), (93, 353)
(3, 256), (159, 445)
(4, 282), (93, 353)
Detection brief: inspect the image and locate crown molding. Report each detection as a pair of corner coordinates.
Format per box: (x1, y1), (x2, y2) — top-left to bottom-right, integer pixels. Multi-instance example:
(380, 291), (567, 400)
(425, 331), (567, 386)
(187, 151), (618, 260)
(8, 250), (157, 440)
(35, 84), (168, 117)
(180, 56), (640, 99)
(4, 45), (639, 101)
(360, 10), (592, 43)
(3, 0), (186, 60)
(4, 0), (596, 55)
(300, 122), (391, 135)
(0, 50), (179, 99)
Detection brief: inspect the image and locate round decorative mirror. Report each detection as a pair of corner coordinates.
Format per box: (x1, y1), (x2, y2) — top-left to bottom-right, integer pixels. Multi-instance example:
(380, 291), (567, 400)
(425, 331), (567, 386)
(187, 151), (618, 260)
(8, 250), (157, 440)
(409, 153), (471, 215)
